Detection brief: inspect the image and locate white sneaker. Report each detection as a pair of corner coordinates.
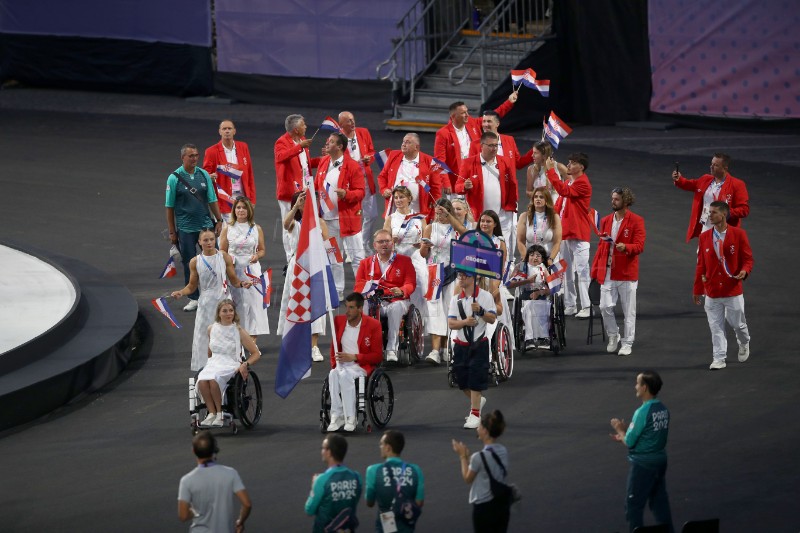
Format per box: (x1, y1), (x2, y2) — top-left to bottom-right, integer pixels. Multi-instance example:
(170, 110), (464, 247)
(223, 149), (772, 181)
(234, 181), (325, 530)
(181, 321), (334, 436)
(312, 346), (324, 362)
(183, 300), (198, 312)
(343, 416), (357, 432)
(386, 350), (398, 362)
(463, 413), (480, 429)
(617, 345), (632, 356)
(327, 416), (344, 432)
(200, 413), (216, 426)
(709, 359), (726, 370)
(606, 334), (620, 353)
(564, 306), (577, 316)
(738, 343), (750, 362)
(575, 307), (590, 319)
(425, 350), (441, 365)
(211, 413), (225, 427)
(480, 396), (486, 414)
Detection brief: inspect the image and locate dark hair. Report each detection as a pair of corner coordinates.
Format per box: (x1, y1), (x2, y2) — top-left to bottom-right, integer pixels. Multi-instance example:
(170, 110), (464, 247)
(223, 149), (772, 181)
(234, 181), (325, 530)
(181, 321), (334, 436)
(193, 431), (219, 459)
(568, 152), (589, 171)
(290, 191), (304, 221)
(524, 244), (548, 264)
(480, 130), (499, 143)
(713, 152), (731, 168)
(435, 198), (454, 216)
(527, 186), (555, 223)
(481, 410), (506, 438)
(482, 110), (500, 121)
(181, 143), (198, 157)
(229, 196), (255, 226)
(382, 430), (405, 455)
(325, 434), (348, 462)
(533, 140), (552, 160)
(449, 101), (466, 113)
(710, 200), (730, 218)
(639, 370), (663, 396)
(612, 186), (635, 207)
(330, 132), (348, 151)
(392, 185), (413, 200)
(479, 210), (503, 237)
(344, 292), (365, 308)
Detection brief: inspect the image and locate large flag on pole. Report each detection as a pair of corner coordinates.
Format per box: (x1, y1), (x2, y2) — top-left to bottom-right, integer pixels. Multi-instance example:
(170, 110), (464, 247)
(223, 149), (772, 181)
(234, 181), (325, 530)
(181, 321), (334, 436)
(275, 179), (339, 398)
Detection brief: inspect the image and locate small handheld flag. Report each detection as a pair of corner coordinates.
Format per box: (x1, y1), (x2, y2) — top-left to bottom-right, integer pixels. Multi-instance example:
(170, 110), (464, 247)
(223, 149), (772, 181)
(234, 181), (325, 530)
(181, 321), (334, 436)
(375, 149), (392, 171)
(533, 78), (550, 97)
(510, 68), (537, 90)
(152, 297), (181, 328)
(215, 186), (235, 207)
(326, 237), (344, 264)
(431, 157), (455, 176)
(159, 256), (177, 279)
(319, 116), (341, 133)
(543, 111), (573, 149)
(425, 263), (445, 300)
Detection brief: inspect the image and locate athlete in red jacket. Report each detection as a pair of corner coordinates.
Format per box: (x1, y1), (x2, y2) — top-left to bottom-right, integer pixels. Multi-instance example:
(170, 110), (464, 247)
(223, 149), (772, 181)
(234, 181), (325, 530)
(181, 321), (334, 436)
(202, 120), (256, 218)
(376, 133), (441, 222)
(339, 111), (379, 252)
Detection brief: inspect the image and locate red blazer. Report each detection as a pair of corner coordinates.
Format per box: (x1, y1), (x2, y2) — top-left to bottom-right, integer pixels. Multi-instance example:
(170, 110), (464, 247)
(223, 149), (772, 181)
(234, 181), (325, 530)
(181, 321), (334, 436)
(329, 314), (383, 377)
(467, 134), (533, 170)
(314, 154), (365, 237)
(434, 99), (514, 189)
(549, 169), (593, 241)
(202, 141), (256, 214)
(694, 225), (753, 298)
(674, 173), (749, 242)
(591, 211), (646, 283)
(273, 132), (320, 202)
(376, 151), (441, 221)
(455, 155), (515, 222)
(354, 253), (416, 302)
(350, 127), (377, 195)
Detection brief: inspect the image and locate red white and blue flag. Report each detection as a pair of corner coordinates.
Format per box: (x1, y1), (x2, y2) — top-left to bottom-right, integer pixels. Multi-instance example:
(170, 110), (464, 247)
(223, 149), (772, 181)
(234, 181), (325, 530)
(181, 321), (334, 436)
(399, 213), (425, 229)
(511, 68), (537, 90)
(415, 176), (431, 194)
(216, 163), (243, 183)
(375, 149), (392, 171)
(245, 266), (273, 309)
(431, 157), (455, 176)
(159, 256), (177, 279)
(319, 182), (336, 217)
(543, 111), (573, 149)
(215, 186), (235, 207)
(534, 79), (550, 97)
(319, 116), (341, 133)
(425, 263), (445, 300)
(545, 258), (568, 294)
(275, 181), (338, 398)
(152, 297), (181, 328)
(326, 237), (344, 264)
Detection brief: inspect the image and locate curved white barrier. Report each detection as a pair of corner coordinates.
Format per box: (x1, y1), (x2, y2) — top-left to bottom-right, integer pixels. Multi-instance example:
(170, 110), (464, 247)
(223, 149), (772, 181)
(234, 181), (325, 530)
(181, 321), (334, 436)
(0, 245), (78, 355)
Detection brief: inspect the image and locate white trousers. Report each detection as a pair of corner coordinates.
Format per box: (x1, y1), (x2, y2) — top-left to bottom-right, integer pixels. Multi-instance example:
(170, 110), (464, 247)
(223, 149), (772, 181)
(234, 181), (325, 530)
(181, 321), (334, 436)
(324, 218), (364, 296)
(522, 299), (551, 339)
(499, 209), (516, 259)
(328, 364), (366, 420)
(562, 239), (590, 309)
(704, 294), (750, 361)
(278, 200), (293, 263)
(367, 299), (410, 352)
(361, 191), (377, 255)
(599, 279), (638, 347)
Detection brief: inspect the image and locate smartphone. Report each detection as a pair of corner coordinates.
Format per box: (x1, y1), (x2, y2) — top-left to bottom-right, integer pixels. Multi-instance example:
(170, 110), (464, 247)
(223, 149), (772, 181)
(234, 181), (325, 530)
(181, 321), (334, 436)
(674, 161), (680, 173)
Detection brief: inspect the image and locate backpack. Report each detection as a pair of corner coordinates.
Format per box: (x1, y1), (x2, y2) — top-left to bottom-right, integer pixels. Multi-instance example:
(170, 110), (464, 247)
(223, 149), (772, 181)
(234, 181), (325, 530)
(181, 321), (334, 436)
(479, 450), (522, 508)
(324, 506), (359, 533)
(387, 462), (422, 527)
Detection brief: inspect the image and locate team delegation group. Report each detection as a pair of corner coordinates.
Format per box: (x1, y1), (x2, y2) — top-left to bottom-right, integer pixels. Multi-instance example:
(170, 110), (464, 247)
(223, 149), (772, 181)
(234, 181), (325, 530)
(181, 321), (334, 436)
(166, 96), (753, 532)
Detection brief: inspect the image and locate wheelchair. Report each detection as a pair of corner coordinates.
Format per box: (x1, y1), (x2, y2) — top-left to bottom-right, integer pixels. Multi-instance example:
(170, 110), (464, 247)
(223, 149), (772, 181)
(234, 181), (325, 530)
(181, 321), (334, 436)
(446, 320), (513, 388)
(319, 368), (394, 433)
(189, 368), (263, 435)
(366, 290), (424, 366)
(513, 287), (567, 355)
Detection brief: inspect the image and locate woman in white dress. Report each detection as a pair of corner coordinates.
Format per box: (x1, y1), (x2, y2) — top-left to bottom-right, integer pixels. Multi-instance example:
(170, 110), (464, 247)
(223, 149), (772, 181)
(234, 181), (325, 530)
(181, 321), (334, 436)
(196, 299), (261, 427)
(384, 185), (426, 256)
(478, 210), (516, 351)
(220, 197), (270, 342)
(525, 140), (566, 204)
(421, 199), (468, 364)
(516, 186), (563, 264)
(172, 228), (252, 371)
(277, 190), (330, 362)
(507, 245), (552, 349)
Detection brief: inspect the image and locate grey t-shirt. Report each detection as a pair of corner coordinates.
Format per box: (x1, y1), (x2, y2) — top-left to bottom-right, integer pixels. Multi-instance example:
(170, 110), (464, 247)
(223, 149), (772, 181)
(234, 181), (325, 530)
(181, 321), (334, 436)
(468, 444), (509, 504)
(178, 463), (245, 532)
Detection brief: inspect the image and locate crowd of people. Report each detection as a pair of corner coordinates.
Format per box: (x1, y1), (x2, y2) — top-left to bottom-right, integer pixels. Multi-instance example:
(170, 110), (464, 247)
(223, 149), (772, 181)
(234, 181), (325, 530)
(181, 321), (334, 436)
(165, 99), (753, 531)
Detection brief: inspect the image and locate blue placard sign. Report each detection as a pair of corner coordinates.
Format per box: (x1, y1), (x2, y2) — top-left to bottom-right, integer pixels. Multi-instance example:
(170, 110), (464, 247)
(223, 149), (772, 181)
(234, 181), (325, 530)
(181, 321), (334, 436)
(450, 240), (504, 279)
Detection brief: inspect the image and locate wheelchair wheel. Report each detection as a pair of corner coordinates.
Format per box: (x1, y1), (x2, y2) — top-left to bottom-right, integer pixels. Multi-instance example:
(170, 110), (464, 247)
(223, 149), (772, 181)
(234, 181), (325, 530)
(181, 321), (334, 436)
(554, 293), (567, 350)
(447, 336), (457, 388)
(232, 371), (262, 428)
(399, 305), (424, 366)
(320, 378), (332, 433)
(492, 323), (513, 381)
(367, 369), (394, 429)
(512, 295), (525, 352)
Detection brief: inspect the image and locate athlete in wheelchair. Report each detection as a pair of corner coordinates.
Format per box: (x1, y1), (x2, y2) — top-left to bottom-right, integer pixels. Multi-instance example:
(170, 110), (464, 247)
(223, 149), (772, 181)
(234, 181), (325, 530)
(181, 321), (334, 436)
(354, 229), (423, 365)
(320, 292), (394, 433)
(190, 300), (263, 434)
(510, 245), (567, 354)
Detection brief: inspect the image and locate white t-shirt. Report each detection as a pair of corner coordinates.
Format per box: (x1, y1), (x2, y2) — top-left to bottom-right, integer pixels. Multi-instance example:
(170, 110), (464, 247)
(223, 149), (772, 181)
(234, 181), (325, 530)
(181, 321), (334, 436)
(448, 286), (497, 342)
(341, 318), (362, 365)
(395, 156), (421, 212)
(481, 157), (502, 214)
(322, 156), (343, 220)
(455, 126), (471, 159)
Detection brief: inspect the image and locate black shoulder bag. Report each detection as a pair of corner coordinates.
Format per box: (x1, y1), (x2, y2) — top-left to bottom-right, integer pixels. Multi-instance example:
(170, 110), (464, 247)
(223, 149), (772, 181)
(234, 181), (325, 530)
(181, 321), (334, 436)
(479, 450), (521, 508)
(171, 171), (218, 226)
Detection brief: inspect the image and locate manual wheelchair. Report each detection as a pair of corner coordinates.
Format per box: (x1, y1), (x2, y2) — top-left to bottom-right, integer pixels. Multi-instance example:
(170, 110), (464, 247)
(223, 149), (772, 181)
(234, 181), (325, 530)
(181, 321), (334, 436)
(513, 287), (567, 355)
(319, 368), (394, 433)
(365, 289), (424, 366)
(446, 319), (513, 388)
(189, 368), (263, 435)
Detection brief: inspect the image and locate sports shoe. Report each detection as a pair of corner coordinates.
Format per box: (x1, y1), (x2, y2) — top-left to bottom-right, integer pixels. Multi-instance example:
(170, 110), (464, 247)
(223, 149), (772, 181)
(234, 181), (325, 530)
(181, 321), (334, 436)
(343, 417), (357, 432)
(327, 416), (344, 432)
(709, 360), (727, 370)
(606, 334), (620, 353)
(386, 350), (398, 362)
(575, 307), (591, 319)
(564, 306), (577, 316)
(183, 300), (198, 312)
(211, 413), (225, 427)
(312, 346), (324, 362)
(425, 350), (441, 365)
(738, 343), (750, 362)
(200, 413), (216, 426)
(463, 413), (481, 429)
(480, 396), (486, 413)
(617, 344), (632, 356)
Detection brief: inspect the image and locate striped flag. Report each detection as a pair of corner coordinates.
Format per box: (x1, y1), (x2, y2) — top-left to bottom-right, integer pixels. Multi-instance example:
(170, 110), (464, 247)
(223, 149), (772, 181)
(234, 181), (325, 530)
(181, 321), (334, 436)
(589, 208), (601, 232)
(326, 237), (344, 264)
(431, 157), (455, 175)
(425, 263), (445, 300)
(215, 186), (235, 207)
(415, 176), (431, 194)
(510, 68), (537, 90)
(216, 163), (243, 183)
(152, 297), (181, 328)
(399, 213), (425, 229)
(375, 149), (392, 170)
(543, 111), (573, 149)
(159, 256), (177, 279)
(360, 279), (381, 296)
(319, 116), (341, 133)
(534, 78), (550, 97)
(318, 182), (336, 217)
(245, 266), (273, 309)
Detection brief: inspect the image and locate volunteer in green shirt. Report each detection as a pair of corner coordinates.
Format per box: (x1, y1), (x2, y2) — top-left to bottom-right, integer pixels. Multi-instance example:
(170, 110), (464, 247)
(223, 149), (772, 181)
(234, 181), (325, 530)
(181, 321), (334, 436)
(305, 434), (361, 532)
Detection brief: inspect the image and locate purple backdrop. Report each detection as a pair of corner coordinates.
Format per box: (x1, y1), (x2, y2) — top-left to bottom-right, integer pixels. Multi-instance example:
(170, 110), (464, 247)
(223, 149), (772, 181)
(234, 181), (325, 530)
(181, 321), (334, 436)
(649, 0), (799, 119)
(215, 0), (417, 79)
(0, 0), (211, 46)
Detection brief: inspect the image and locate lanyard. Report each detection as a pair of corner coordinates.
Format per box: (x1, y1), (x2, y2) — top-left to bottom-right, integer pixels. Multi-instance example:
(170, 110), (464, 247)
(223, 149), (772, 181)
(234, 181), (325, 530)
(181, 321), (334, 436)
(199, 253), (218, 280)
(532, 211), (546, 243)
(712, 228), (736, 277)
(432, 224), (453, 263)
(369, 253), (396, 281)
(398, 213), (421, 244)
(232, 224), (254, 255)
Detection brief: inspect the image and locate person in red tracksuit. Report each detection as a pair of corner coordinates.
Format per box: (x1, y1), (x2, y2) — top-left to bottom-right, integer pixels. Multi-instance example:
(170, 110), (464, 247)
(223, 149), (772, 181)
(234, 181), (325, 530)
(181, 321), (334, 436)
(455, 131), (515, 227)
(672, 152), (749, 242)
(376, 133), (441, 222)
(590, 187), (646, 357)
(203, 120), (257, 220)
(693, 201), (753, 370)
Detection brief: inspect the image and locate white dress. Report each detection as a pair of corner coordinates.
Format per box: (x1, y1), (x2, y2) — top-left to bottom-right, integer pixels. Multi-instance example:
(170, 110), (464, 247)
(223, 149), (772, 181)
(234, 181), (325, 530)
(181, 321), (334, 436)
(521, 263), (551, 340)
(389, 211), (423, 257)
(525, 211), (556, 255)
(425, 222), (456, 336)
(491, 235), (516, 352)
(197, 322), (242, 395)
(531, 166), (559, 204)
(226, 222), (270, 336)
(277, 222), (325, 336)
(191, 252), (228, 371)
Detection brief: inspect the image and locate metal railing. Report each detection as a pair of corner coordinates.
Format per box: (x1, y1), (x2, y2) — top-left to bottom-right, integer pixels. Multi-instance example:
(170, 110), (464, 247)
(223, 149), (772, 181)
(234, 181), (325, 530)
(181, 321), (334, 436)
(376, 0), (474, 110)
